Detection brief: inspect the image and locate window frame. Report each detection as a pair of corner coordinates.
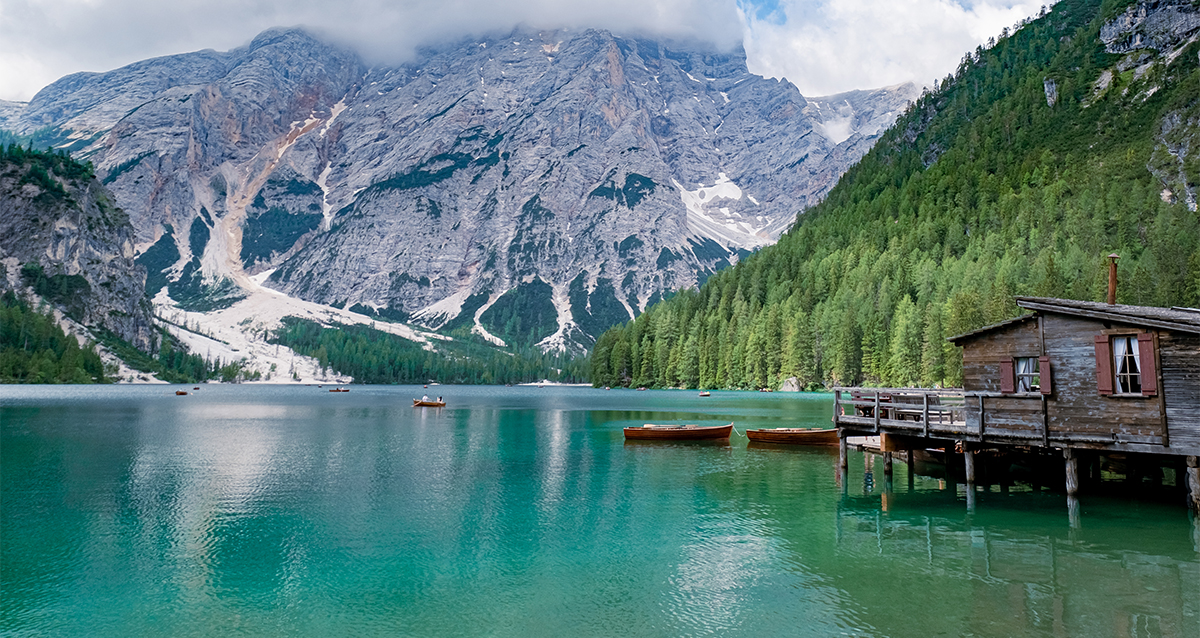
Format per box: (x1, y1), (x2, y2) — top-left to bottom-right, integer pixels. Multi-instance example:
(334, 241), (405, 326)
(1093, 332), (1158, 397)
(1111, 335), (1141, 395)
(1014, 356), (1040, 393)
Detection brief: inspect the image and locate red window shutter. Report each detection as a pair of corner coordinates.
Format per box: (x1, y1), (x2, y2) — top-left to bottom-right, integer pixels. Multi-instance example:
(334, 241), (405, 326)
(1137, 333), (1157, 396)
(999, 359), (1015, 394)
(1094, 334), (1113, 395)
(1039, 356), (1052, 395)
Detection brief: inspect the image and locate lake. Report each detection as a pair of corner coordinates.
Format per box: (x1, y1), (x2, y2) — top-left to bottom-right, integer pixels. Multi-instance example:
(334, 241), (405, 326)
(2, 385), (1198, 637)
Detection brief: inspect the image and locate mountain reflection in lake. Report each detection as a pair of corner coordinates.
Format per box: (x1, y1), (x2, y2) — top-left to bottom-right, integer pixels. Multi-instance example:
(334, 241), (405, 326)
(2, 385), (1197, 637)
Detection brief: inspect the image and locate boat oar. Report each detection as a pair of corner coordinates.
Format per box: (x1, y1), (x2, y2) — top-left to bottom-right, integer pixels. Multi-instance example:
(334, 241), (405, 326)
(732, 423), (745, 437)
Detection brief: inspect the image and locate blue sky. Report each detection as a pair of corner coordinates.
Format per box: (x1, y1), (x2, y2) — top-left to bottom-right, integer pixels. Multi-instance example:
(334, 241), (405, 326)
(0, 0), (1047, 101)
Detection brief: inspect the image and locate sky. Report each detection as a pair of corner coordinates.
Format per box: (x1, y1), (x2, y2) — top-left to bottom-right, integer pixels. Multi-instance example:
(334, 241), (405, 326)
(0, 0), (1048, 102)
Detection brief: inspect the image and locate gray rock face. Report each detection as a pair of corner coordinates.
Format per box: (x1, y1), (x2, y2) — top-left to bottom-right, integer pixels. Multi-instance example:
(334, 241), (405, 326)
(1101, 1), (1200, 54)
(0, 100), (26, 130)
(8, 26), (918, 351)
(0, 153), (155, 350)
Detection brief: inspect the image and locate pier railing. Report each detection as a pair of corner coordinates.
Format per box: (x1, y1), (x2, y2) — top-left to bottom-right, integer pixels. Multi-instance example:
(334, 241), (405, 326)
(832, 387), (967, 437)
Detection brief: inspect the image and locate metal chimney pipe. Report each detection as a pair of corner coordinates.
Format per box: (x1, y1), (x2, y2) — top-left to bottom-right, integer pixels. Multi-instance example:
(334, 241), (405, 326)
(1107, 253), (1120, 305)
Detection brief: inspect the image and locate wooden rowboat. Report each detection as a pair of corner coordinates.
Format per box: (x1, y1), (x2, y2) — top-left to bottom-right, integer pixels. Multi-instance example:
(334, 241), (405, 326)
(413, 399), (446, 407)
(175, 390), (188, 396)
(745, 427), (839, 446)
(623, 422), (733, 440)
(330, 388), (350, 392)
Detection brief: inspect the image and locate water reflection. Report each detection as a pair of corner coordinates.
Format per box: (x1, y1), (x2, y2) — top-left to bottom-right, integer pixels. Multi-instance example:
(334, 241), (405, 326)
(1, 386), (1197, 637)
(832, 486), (1200, 636)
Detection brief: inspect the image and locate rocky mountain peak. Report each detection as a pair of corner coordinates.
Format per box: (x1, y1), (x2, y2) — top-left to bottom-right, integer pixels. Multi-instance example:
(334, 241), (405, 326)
(3, 26), (919, 354)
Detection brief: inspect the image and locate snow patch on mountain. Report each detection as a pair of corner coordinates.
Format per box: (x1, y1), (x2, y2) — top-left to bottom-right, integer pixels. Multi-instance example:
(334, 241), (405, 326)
(674, 174), (770, 250)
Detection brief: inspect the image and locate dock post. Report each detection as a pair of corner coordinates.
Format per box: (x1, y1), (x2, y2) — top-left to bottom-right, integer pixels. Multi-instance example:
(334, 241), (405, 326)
(1064, 448), (1079, 497)
(907, 449), (915, 491)
(884, 452), (894, 477)
(1187, 456), (1200, 513)
(963, 448), (977, 511)
(838, 431), (849, 472)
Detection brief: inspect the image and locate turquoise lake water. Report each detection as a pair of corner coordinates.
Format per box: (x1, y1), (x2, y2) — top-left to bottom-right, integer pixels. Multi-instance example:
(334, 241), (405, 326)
(2, 384), (1198, 637)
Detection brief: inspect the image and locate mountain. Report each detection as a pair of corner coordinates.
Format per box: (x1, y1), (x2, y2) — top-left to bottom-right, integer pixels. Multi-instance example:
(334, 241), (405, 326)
(0, 145), (155, 352)
(589, 0), (1200, 390)
(2, 27), (918, 353)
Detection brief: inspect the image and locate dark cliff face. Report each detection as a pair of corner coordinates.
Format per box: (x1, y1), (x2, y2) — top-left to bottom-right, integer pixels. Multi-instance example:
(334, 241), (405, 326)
(5, 27), (917, 351)
(0, 149), (155, 351)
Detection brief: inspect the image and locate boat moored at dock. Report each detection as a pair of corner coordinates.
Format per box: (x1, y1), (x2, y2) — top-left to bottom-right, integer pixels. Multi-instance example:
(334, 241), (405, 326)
(623, 423), (733, 440)
(746, 427), (839, 445)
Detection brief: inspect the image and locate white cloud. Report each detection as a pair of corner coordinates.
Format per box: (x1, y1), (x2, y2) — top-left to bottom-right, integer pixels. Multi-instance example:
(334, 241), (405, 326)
(0, 0), (1045, 102)
(741, 0), (1047, 96)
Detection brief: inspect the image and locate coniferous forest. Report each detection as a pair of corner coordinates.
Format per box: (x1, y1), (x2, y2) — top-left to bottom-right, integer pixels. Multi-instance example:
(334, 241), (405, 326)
(272, 318), (589, 384)
(590, 0), (1200, 390)
(0, 291), (108, 383)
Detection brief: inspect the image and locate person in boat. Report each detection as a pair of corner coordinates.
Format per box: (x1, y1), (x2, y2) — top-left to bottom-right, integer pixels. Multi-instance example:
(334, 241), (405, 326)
(437, 396), (442, 403)
(422, 394), (429, 402)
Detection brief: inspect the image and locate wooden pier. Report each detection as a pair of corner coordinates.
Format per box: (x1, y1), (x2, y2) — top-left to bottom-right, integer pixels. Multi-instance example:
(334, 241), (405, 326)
(832, 296), (1200, 514)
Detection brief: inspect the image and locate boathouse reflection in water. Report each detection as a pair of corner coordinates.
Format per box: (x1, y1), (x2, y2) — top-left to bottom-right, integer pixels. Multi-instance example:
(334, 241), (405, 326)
(829, 457), (1200, 637)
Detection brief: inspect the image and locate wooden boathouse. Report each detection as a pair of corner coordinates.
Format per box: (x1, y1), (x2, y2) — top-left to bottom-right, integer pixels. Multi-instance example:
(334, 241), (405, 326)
(832, 293), (1200, 512)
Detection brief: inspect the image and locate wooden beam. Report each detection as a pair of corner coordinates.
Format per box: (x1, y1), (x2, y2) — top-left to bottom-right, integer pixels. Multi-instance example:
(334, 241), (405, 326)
(1064, 448), (1080, 497)
(978, 395), (985, 440)
(873, 393), (881, 432)
(922, 393), (929, 437)
(1016, 300), (1199, 335)
(1187, 456), (1200, 513)
(1155, 332), (1169, 447)
(1041, 395), (1049, 448)
(838, 431), (849, 472)
(964, 450), (976, 484)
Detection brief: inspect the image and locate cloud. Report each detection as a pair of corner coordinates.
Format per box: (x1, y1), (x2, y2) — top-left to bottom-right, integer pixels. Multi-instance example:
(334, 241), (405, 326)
(0, 0), (1043, 102)
(0, 0), (742, 101)
(740, 0), (1047, 96)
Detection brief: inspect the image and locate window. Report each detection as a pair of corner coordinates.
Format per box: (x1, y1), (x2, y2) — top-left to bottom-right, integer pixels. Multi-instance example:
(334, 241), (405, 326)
(999, 356), (1050, 394)
(1093, 333), (1157, 397)
(1111, 335), (1141, 394)
(1015, 357), (1040, 392)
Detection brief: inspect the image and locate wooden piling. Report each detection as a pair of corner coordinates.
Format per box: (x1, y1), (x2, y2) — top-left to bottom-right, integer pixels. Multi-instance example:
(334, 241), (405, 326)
(1065, 448), (1080, 497)
(838, 431), (848, 472)
(963, 450), (976, 484)
(883, 452), (894, 476)
(1187, 456), (1200, 513)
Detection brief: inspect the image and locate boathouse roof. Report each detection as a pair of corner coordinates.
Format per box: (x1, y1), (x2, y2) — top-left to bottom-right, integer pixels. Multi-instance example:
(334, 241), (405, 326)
(945, 313), (1036, 344)
(948, 297), (1200, 344)
(1015, 297), (1200, 334)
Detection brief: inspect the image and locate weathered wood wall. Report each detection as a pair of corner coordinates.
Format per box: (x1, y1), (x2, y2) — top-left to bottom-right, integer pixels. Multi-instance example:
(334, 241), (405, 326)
(961, 318), (1039, 394)
(958, 314), (1193, 447)
(1041, 315), (1164, 442)
(1160, 332), (1200, 449)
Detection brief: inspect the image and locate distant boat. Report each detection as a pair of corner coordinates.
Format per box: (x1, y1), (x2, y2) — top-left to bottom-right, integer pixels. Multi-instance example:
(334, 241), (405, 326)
(330, 388), (350, 392)
(413, 399), (445, 407)
(623, 423), (733, 440)
(175, 390), (188, 396)
(193, 387), (199, 390)
(699, 391), (711, 397)
(745, 428), (839, 446)
(636, 387), (647, 391)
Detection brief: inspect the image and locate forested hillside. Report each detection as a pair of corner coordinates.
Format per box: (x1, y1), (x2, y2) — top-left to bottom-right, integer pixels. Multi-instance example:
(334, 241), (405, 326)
(0, 291), (108, 383)
(590, 0), (1200, 390)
